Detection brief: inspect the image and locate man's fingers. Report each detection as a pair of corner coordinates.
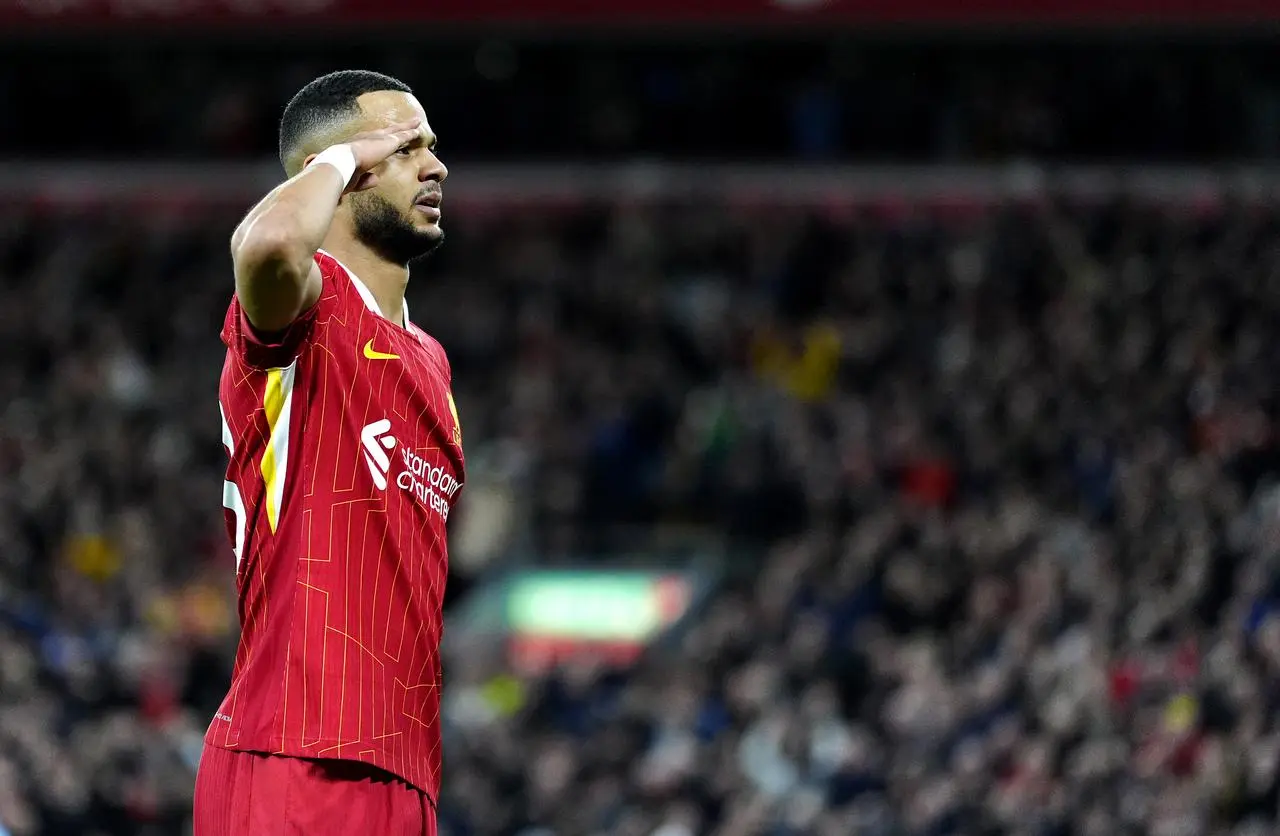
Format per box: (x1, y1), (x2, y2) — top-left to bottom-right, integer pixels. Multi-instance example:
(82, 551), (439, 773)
(345, 118), (423, 169)
(384, 118), (422, 136)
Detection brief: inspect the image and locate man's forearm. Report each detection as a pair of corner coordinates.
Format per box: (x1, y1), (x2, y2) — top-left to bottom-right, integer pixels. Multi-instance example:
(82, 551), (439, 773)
(232, 160), (349, 265)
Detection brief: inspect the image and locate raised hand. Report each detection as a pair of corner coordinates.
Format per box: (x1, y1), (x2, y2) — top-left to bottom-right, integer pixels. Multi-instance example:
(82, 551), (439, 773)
(344, 118), (423, 192)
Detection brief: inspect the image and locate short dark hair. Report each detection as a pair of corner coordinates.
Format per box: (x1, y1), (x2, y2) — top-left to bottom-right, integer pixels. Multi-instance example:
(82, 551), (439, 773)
(278, 70), (413, 173)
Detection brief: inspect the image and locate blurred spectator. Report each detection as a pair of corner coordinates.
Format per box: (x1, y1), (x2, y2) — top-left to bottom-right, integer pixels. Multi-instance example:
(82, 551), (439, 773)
(6, 190), (1280, 835)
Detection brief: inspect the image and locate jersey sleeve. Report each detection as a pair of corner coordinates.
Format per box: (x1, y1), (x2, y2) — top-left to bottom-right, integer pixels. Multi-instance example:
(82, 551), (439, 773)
(221, 261), (328, 368)
(221, 296), (318, 369)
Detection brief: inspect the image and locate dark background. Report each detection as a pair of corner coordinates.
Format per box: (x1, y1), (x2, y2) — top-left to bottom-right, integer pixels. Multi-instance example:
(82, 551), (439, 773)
(4, 38), (1280, 162)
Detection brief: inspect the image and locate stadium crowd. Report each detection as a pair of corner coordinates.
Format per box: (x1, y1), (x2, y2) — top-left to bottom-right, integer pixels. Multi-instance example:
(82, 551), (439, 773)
(4, 190), (1280, 836)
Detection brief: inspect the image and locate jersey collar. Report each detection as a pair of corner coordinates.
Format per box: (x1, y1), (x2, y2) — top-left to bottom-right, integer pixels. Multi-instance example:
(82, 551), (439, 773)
(317, 249), (411, 327)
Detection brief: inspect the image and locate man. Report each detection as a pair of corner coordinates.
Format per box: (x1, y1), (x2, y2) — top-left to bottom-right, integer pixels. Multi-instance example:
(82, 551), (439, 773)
(193, 70), (463, 836)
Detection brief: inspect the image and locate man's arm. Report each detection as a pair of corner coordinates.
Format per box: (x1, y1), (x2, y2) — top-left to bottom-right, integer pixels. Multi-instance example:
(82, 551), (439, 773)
(230, 163), (343, 333)
(231, 118), (423, 333)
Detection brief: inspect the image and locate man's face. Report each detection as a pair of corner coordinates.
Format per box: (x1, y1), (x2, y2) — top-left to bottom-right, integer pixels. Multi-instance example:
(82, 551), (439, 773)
(344, 90), (448, 265)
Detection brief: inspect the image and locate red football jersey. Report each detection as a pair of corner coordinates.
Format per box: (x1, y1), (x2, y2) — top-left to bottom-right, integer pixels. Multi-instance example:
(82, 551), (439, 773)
(208, 250), (464, 803)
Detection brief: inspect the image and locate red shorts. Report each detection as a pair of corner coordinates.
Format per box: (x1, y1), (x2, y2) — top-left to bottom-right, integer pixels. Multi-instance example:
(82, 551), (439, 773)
(193, 745), (436, 836)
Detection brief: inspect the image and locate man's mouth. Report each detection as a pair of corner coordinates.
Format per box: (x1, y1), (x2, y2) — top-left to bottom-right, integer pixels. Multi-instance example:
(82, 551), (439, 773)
(414, 193), (442, 220)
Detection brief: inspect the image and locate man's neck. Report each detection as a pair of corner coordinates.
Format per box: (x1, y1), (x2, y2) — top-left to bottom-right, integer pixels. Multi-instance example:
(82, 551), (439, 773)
(320, 234), (409, 327)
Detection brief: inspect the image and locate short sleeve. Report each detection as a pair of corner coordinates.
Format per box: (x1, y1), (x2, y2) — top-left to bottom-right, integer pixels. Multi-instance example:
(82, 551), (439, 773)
(220, 292), (320, 369)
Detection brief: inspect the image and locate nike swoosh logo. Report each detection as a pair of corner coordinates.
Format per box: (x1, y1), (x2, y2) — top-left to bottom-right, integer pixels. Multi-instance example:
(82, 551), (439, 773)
(363, 339), (399, 361)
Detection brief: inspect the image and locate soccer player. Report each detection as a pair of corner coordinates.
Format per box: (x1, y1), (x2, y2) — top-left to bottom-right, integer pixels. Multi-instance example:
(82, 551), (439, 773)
(192, 70), (463, 836)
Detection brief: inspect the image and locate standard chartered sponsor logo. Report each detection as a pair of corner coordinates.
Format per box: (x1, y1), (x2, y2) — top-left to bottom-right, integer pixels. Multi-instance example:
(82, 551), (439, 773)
(396, 447), (462, 521)
(361, 418), (461, 521)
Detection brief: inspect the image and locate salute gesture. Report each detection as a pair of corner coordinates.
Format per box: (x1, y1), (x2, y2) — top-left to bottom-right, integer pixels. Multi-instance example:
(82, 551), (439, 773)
(307, 117), (424, 192)
(232, 113), (441, 332)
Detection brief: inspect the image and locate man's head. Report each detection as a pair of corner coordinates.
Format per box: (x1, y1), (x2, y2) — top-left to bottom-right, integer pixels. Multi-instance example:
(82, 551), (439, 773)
(279, 70), (447, 265)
